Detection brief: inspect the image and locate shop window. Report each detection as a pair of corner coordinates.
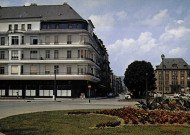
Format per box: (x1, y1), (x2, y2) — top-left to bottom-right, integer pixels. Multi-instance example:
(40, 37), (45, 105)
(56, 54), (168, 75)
(57, 90), (71, 96)
(9, 89), (22, 96)
(26, 90), (36, 96)
(39, 90), (53, 96)
(0, 89), (5, 96)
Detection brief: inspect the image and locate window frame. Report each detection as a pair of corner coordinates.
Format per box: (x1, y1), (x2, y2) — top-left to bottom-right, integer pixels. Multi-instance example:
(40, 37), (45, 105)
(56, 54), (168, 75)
(11, 36), (19, 45)
(1, 37), (5, 45)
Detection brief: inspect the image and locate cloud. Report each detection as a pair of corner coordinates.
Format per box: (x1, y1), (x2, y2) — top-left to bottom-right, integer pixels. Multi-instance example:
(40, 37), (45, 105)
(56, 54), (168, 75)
(89, 13), (115, 31)
(177, 20), (184, 24)
(140, 9), (169, 27)
(0, 0), (10, 7)
(160, 26), (190, 41)
(107, 31), (159, 75)
(168, 47), (187, 56)
(116, 11), (127, 20)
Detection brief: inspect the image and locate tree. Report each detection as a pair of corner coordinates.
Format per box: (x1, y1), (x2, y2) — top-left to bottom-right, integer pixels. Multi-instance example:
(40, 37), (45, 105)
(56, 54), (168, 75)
(124, 61), (156, 98)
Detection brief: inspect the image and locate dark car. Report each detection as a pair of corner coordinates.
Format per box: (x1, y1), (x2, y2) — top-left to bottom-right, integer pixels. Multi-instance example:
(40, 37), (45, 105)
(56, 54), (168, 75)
(107, 93), (114, 98)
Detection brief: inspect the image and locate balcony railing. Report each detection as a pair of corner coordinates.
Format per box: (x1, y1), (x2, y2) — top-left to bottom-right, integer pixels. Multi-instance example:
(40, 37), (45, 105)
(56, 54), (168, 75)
(21, 57), (93, 61)
(19, 72), (95, 76)
(7, 29), (26, 33)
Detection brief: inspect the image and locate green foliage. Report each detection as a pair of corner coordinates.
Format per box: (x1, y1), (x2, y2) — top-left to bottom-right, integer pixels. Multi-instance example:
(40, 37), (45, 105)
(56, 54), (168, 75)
(124, 61), (156, 98)
(137, 97), (190, 111)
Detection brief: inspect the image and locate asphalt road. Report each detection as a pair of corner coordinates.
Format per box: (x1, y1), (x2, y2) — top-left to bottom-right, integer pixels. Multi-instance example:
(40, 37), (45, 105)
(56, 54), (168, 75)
(0, 97), (137, 119)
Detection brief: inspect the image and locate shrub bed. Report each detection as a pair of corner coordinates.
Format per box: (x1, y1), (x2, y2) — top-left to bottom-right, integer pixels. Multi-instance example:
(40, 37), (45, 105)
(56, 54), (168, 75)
(96, 107), (190, 125)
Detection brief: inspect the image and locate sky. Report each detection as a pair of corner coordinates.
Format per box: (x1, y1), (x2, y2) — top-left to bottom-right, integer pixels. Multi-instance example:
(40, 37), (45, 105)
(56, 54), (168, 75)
(1, 0), (190, 76)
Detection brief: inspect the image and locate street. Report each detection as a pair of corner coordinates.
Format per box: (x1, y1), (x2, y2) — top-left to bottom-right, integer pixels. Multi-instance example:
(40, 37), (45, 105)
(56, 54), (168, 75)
(0, 97), (137, 119)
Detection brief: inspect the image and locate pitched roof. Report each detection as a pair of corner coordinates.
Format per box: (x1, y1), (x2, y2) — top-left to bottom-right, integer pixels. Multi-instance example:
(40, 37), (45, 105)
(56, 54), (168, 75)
(0, 3), (84, 21)
(156, 58), (189, 69)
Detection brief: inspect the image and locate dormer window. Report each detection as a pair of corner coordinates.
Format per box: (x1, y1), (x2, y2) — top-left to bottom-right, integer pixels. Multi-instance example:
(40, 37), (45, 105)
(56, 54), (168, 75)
(172, 64), (177, 68)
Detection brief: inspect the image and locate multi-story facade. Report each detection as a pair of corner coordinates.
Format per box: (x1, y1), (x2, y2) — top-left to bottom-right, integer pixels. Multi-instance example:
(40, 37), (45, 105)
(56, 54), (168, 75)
(110, 71), (122, 96)
(155, 58), (190, 94)
(0, 3), (111, 98)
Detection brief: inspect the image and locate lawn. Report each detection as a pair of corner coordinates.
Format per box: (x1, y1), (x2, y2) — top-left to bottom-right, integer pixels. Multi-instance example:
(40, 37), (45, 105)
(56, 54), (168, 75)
(0, 110), (190, 135)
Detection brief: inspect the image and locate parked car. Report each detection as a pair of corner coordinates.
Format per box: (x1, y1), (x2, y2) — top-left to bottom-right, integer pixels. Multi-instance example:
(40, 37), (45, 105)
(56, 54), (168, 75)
(125, 94), (131, 99)
(107, 93), (114, 98)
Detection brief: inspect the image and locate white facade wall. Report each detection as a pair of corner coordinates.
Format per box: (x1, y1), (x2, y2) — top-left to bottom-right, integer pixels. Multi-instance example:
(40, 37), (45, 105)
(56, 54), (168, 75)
(0, 20), (100, 82)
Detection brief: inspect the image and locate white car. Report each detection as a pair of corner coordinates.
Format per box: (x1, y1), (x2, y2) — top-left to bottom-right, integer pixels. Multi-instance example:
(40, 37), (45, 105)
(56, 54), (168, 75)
(125, 94), (131, 99)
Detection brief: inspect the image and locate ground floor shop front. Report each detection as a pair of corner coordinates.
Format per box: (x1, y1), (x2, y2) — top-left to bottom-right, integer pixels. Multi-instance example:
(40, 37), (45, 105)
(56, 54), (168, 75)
(0, 80), (104, 98)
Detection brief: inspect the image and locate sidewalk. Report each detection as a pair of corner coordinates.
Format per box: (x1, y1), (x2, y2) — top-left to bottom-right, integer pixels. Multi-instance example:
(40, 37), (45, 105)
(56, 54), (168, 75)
(0, 97), (112, 102)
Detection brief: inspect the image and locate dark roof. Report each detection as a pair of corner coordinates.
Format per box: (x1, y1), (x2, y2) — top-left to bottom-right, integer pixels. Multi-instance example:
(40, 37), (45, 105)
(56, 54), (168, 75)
(156, 58), (189, 69)
(0, 3), (84, 21)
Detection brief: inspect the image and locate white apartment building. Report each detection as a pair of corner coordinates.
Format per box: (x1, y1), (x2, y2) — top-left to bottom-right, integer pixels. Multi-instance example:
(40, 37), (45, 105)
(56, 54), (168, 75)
(0, 3), (110, 98)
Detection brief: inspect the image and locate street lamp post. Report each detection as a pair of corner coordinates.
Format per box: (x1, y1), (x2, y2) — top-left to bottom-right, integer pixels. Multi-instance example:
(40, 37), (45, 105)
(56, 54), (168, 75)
(95, 89), (97, 99)
(161, 54), (165, 99)
(53, 68), (57, 101)
(88, 84), (91, 103)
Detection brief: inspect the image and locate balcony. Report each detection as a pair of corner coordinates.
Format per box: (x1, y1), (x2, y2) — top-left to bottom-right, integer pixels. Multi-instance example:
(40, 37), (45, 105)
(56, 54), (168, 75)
(0, 72), (100, 82)
(21, 57), (93, 61)
(7, 29), (26, 33)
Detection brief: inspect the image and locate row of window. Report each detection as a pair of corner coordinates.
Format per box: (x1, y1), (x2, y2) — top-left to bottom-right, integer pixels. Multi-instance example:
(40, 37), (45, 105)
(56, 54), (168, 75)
(0, 89), (71, 97)
(158, 80), (185, 85)
(0, 65), (94, 75)
(0, 49), (93, 60)
(0, 35), (89, 45)
(41, 23), (83, 30)
(8, 24), (31, 31)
